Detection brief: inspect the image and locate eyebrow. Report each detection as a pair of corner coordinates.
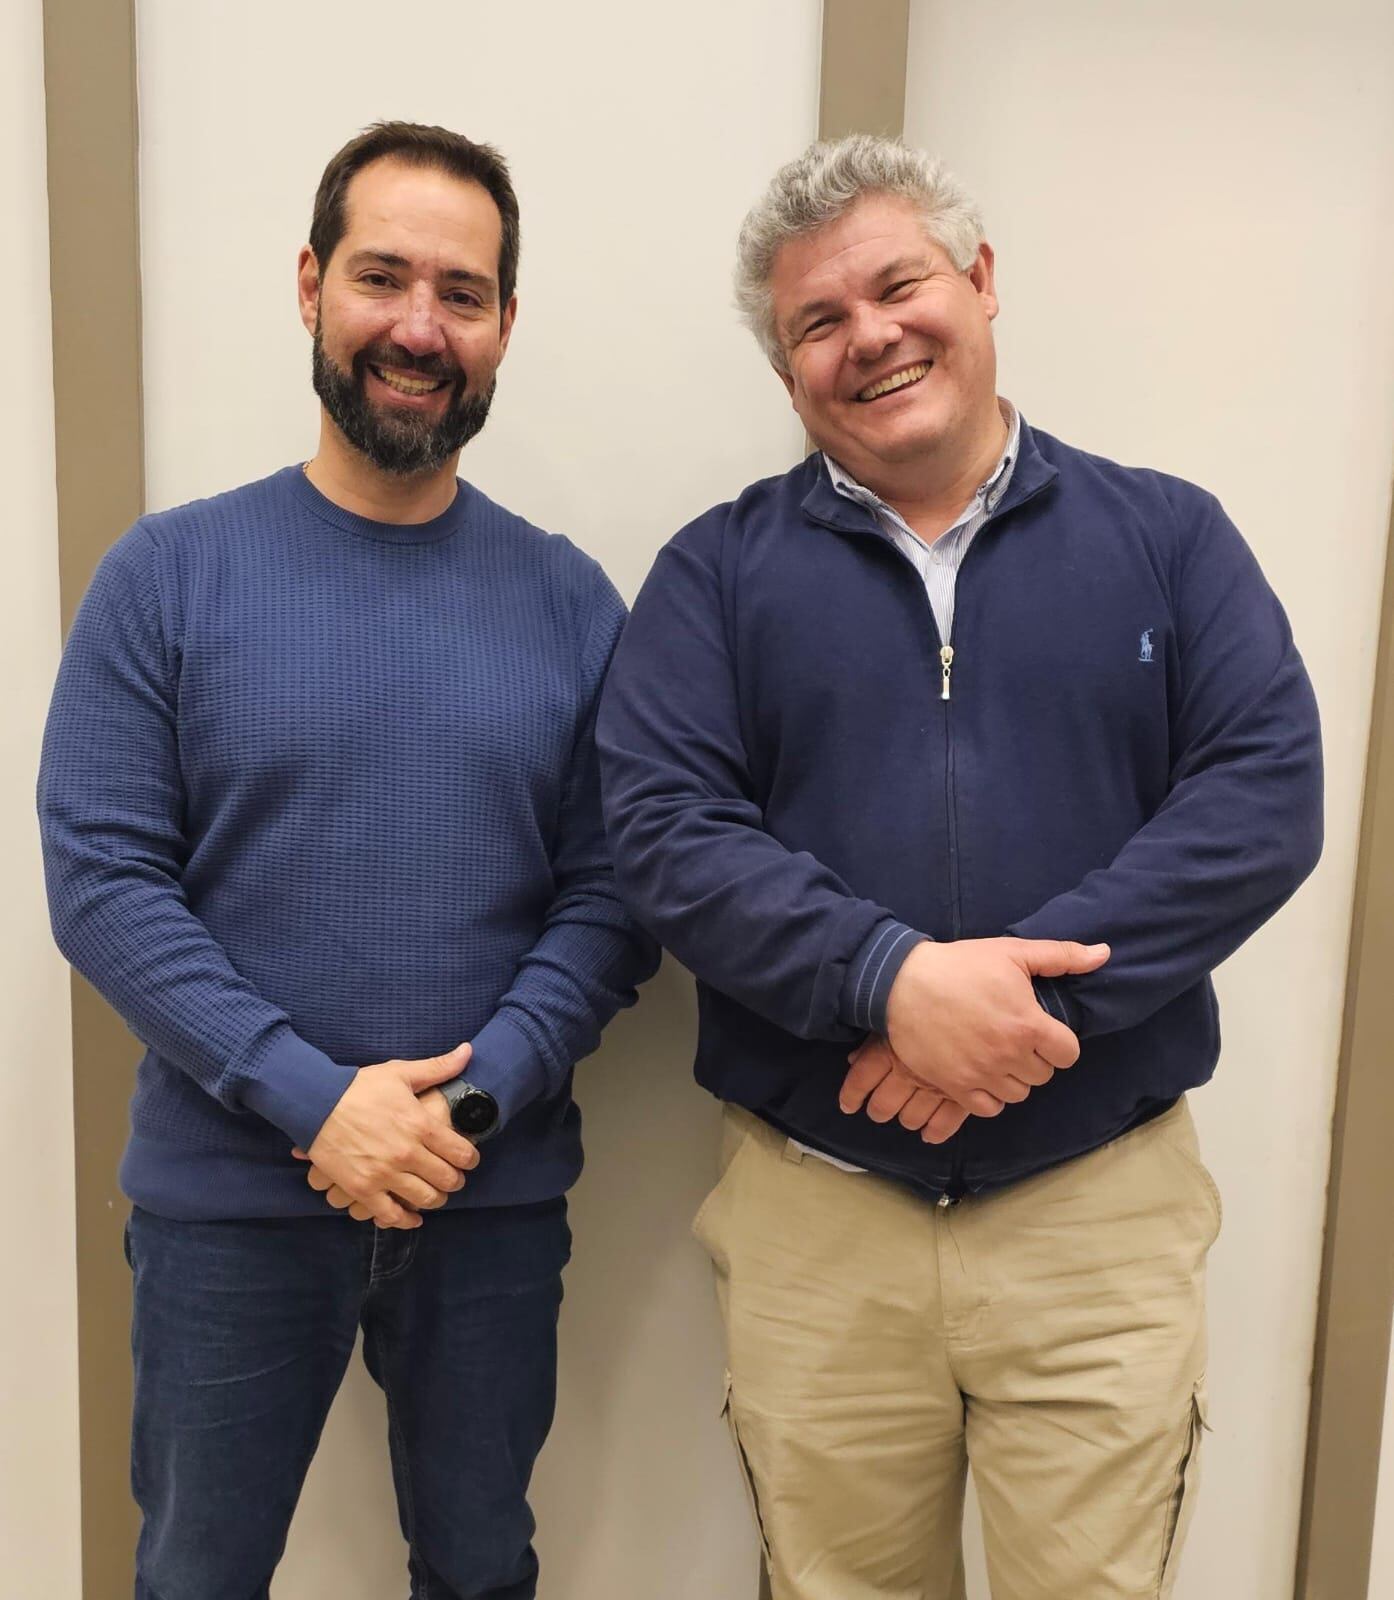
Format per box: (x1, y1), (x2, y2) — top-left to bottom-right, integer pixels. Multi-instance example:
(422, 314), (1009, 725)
(785, 253), (932, 336)
(342, 250), (498, 296)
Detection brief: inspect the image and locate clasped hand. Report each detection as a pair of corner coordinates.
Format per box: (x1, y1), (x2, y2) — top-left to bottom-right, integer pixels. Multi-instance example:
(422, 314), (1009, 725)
(291, 1043), (482, 1229)
(841, 936), (1110, 1143)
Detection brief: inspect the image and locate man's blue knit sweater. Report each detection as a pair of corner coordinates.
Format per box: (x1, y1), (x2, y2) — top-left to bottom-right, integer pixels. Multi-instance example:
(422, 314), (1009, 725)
(39, 466), (658, 1220)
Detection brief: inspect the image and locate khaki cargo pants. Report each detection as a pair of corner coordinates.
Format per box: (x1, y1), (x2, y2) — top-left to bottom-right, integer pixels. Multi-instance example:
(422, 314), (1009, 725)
(693, 1099), (1219, 1599)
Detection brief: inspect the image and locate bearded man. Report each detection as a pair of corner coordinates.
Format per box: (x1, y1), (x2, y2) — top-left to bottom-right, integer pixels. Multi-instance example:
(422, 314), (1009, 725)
(39, 121), (655, 1600)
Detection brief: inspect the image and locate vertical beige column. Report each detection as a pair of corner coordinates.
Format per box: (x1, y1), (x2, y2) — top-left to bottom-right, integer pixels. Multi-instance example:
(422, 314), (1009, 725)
(43, 0), (145, 1594)
(1295, 497), (1394, 1599)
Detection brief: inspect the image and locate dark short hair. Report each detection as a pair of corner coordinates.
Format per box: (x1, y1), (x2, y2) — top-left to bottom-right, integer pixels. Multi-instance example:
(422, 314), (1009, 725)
(309, 121), (521, 309)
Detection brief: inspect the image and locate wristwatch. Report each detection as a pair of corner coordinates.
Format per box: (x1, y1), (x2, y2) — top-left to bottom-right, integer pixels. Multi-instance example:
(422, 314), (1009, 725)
(438, 1076), (500, 1142)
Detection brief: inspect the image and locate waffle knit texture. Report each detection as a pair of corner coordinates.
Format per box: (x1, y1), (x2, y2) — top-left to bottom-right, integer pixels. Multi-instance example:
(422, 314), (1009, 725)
(39, 465), (657, 1220)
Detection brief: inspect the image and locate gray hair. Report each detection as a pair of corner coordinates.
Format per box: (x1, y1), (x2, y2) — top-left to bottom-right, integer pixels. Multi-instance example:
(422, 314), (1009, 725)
(734, 134), (985, 371)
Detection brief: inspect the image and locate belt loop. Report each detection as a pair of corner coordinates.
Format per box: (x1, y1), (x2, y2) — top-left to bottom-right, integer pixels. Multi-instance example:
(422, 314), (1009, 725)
(781, 1139), (806, 1166)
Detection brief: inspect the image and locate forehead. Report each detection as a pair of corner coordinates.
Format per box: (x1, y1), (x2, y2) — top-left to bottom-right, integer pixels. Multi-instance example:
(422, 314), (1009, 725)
(770, 193), (939, 307)
(338, 158), (502, 273)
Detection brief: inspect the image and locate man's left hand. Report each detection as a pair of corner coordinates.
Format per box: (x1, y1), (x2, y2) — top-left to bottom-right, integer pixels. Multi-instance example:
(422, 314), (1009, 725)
(840, 1036), (978, 1144)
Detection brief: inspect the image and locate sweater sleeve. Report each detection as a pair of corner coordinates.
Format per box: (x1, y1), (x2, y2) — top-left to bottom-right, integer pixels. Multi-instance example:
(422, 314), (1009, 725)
(597, 518), (920, 1043)
(37, 529), (356, 1150)
(462, 570), (661, 1128)
(1011, 493), (1323, 1036)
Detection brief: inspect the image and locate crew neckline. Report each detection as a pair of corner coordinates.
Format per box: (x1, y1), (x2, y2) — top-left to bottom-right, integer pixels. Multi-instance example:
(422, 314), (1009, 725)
(278, 464), (472, 545)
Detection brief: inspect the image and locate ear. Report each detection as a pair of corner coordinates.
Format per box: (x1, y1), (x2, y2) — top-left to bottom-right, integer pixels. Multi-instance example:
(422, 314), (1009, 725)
(968, 241), (999, 321)
(497, 294), (518, 359)
(296, 246), (321, 337)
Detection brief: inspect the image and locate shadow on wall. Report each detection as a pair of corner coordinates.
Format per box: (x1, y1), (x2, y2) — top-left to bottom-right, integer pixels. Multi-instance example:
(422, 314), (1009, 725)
(277, 959), (758, 1599)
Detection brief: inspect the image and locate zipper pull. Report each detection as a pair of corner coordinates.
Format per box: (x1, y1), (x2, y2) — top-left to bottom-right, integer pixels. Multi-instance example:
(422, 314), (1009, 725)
(940, 644), (954, 702)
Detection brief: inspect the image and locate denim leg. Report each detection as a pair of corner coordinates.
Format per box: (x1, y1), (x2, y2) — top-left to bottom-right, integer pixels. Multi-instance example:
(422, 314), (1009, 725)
(361, 1199), (571, 1600)
(127, 1208), (364, 1600)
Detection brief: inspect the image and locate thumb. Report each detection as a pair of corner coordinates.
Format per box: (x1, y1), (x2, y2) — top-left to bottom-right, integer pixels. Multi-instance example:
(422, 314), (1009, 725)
(1018, 939), (1110, 978)
(397, 1042), (472, 1092)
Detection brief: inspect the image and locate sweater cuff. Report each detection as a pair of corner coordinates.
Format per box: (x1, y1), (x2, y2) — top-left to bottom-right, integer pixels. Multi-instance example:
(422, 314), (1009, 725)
(1032, 976), (1081, 1032)
(839, 919), (927, 1034)
(464, 1013), (551, 1131)
(239, 1030), (358, 1151)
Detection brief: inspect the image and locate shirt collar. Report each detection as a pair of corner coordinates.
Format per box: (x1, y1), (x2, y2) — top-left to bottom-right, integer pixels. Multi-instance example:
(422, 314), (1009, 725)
(823, 399), (1020, 522)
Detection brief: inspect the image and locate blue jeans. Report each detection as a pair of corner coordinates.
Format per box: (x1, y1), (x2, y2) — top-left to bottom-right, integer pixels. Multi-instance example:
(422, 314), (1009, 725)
(125, 1198), (570, 1600)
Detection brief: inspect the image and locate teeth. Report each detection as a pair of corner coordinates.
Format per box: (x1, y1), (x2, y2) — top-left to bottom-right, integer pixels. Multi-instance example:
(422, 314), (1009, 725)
(374, 367), (448, 396)
(858, 362), (930, 402)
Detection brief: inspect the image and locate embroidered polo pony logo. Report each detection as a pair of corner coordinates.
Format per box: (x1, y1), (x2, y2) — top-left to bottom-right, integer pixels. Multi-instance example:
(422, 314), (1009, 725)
(1138, 629), (1155, 663)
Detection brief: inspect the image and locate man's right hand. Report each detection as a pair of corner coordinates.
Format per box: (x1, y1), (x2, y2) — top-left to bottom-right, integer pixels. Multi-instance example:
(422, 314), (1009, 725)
(885, 938), (1110, 1115)
(302, 1043), (481, 1229)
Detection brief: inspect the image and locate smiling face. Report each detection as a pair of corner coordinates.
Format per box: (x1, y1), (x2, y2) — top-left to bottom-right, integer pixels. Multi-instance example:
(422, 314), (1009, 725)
(770, 192), (1000, 495)
(298, 157), (516, 478)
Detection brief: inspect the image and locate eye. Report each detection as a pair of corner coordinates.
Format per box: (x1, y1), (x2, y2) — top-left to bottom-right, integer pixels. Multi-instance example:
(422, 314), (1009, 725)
(358, 271), (395, 289)
(800, 316), (835, 341)
(882, 278), (917, 300)
(445, 291), (483, 308)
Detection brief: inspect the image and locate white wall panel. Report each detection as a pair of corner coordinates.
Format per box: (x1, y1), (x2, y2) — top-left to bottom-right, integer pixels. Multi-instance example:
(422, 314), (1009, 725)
(0, 2), (82, 1595)
(905, 2), (1394, 1595)
(134, 2), (818, 1594)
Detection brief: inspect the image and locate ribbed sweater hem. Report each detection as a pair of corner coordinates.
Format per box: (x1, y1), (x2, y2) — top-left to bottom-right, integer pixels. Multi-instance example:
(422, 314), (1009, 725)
(121, 1129), (583, 1221)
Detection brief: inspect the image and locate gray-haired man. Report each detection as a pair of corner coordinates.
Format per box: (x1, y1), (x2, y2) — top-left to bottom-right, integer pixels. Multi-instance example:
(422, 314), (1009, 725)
(598, 136), (1321, 1597)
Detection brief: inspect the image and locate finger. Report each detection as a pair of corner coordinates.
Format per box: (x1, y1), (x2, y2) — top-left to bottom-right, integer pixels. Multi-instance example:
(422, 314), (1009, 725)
(897, 1087), (945, 1132)
(994, 1074), (1033, 1105)
(421, 1123), (482, 1172)
(402, 1148), (467, 1195)
(306, 1166), (333, 1193)
(365, 1192), (420, 1230)
(963, 1088), (1007, 1117)
(1032, 1014), (1083, 1070)
(398, 1042), (473, 1094)
(923, 1101), (971, 1144)
(839, 1049), (894, 1113)
(389, 1173), (450, 1211)
(1018, 939), (1110, 979)
(866, 1072), (917, 1124)
(1022, 1053), (1057, 1088)
(348, 1201), (374, 1222)
(291, 1147), (309, 1161)
(324, 1185), (353, 1210)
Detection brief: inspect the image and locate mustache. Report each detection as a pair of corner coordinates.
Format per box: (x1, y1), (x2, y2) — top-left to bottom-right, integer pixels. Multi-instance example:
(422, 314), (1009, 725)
(354, 343), (464, 383)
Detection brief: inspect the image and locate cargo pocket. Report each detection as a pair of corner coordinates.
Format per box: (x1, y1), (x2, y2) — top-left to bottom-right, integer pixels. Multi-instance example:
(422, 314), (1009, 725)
(722, 1372), (772, 1567)
(1159, 1384), (1210, 1595)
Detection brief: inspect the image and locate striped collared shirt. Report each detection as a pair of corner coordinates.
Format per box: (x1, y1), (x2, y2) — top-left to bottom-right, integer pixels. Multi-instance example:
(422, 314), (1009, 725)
(823, 401), (1021, 646)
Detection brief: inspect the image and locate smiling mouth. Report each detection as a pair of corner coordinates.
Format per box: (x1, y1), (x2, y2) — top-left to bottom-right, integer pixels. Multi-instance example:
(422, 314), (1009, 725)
(856, 361), (932, 402)
(369, 365), (452, 397)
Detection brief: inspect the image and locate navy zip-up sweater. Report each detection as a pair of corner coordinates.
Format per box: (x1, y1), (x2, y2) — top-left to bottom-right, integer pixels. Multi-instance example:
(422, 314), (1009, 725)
(597, 419), (1323, 1196)
(39, 466), (657, 1220)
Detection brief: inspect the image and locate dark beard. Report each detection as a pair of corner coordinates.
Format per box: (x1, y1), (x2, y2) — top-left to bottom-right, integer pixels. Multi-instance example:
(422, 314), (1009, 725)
(311, 326), (496, 477)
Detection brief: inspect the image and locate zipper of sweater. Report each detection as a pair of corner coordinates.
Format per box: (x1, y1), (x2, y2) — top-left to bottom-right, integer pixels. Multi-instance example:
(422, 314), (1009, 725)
(939, 644), (954, 701)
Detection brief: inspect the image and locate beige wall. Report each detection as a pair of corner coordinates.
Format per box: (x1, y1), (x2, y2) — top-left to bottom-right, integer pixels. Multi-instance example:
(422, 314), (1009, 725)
(1, 1), (82, 1593)
(905, 1), (1394, 1594)
(1372, 1346), (1394, 1593)
(132, 0), (819, 1592)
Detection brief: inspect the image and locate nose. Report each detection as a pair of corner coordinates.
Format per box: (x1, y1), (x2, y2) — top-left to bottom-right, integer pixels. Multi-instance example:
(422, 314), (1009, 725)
(389, 281), (448, 358)
(846, 301), (902, 365)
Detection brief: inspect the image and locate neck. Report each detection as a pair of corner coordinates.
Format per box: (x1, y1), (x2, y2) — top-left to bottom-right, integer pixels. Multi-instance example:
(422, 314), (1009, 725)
(860, 401), (1010, 544)
(304, 417), (460, 524)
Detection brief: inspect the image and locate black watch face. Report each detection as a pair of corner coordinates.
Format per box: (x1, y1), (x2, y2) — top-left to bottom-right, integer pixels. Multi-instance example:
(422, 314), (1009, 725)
(450, 1088), (499, 1139)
